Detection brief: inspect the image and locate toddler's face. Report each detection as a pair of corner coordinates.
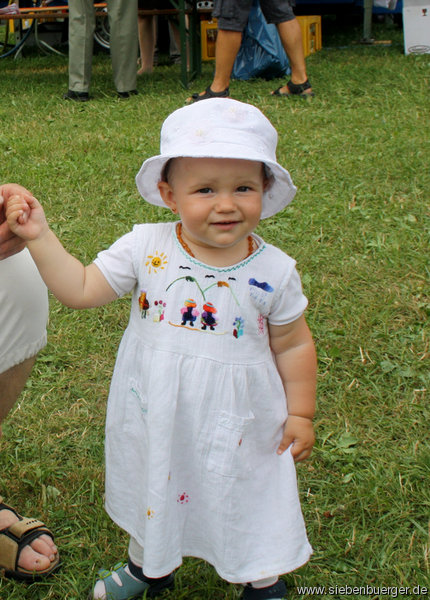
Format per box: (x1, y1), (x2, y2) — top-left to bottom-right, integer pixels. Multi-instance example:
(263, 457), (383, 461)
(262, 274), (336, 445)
(158, 157), (265, 257)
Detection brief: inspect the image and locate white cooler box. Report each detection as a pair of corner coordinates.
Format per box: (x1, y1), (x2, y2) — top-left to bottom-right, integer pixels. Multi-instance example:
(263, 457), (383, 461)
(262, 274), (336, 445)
(403, 0), (430, 54)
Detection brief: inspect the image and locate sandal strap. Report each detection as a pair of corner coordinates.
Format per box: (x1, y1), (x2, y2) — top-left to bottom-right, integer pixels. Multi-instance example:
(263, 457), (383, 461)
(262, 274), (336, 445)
(101, 563), (150, 600)
(191, 86), (230, 102)
(95, 563), (175, 600)
(0, 517), (52, 571)
(286, 79), (312, 94)
(0, 497), (21, 520)
(206, 85), (230, 98)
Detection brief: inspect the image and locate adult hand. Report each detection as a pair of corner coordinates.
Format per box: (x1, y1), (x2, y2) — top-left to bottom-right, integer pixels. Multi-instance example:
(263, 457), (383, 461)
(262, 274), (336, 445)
(0, 184), (36, 259)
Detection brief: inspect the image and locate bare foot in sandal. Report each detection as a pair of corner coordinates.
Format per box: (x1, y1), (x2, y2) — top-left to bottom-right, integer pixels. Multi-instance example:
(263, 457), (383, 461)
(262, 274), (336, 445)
(185, 85), (230, 104)
(271, 79), (314, 98)
(0, 499), (59, 579)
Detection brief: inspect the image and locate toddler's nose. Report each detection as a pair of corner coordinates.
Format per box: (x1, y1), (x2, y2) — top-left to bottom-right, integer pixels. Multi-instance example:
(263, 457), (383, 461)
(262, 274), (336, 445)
(215, 193), (236, 212)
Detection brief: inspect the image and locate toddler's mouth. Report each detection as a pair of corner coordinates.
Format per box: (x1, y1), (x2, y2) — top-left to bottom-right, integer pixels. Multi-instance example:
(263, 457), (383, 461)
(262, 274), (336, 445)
(212, 220), (240, 227)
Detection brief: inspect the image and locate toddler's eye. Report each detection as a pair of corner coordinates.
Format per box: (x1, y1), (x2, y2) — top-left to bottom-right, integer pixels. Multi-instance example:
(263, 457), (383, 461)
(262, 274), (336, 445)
(197, 187), (212, 194)
(237, 186), (251, 192)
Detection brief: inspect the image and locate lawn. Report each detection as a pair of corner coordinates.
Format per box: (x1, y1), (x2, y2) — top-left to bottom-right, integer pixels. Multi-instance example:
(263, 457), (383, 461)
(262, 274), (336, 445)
(0, 14), (429, 600)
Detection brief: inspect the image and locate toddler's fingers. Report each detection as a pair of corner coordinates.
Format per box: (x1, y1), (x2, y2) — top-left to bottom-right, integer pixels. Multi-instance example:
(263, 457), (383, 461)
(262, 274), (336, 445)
(17, 209), (29, 225)
(290, 442), (312, 462)
(277, 432), (293, 455)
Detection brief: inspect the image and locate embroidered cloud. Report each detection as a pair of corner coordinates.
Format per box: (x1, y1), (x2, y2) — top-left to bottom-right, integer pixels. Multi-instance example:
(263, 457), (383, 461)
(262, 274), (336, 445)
(248, 278), (274, 314)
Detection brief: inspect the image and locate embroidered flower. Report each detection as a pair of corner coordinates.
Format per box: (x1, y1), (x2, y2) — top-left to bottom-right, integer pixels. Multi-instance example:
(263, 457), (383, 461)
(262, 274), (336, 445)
(257, 314), (265, 336)
(153, 299), (166, 323)
(147, 508), (155, 519)
(177, 492), (190, 504)
(233, 316), (244, 339)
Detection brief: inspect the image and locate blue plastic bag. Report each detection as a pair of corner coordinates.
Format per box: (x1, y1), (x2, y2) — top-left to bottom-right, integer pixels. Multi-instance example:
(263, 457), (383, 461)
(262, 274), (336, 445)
(232, 0), (290, 80)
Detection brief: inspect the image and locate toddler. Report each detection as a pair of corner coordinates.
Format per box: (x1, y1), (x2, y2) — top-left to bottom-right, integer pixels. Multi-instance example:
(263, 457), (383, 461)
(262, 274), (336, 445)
(6, 98), (317, 600)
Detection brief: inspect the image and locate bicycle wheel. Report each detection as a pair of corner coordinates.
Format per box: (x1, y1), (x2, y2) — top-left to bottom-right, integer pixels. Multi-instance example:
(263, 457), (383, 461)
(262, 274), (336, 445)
(94, 6), (109, 50)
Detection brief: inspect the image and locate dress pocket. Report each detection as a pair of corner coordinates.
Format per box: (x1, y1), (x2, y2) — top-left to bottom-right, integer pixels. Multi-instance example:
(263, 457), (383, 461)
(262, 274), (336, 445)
(124, 378), (149, 428)
(206, 411), (255, 478)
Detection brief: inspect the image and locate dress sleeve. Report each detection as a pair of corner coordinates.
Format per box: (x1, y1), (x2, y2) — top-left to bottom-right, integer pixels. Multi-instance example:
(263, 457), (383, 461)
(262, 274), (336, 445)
(93, 229), (137, 297)
(268, 265), (308, 326)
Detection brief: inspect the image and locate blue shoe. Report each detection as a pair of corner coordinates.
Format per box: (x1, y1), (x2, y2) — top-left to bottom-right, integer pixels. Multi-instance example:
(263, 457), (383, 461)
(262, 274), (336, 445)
(242, 579), (287, 599)
(88, 562), (174, 600)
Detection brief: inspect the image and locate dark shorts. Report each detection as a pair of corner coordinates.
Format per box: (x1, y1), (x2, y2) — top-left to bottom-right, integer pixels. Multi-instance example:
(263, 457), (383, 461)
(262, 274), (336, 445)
(213, 0), (296, 30)
(138, 0), (172, 8)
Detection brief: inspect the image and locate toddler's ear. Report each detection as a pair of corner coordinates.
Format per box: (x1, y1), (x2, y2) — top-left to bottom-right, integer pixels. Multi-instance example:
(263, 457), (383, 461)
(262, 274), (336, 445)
(157, 181), (177, 214)
(263, 164), (275, 193)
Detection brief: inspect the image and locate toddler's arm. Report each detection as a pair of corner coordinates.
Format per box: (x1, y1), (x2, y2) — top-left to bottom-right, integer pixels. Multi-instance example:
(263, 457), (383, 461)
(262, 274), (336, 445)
(6, 194), (118, 309)
(269, 315), (317, 462)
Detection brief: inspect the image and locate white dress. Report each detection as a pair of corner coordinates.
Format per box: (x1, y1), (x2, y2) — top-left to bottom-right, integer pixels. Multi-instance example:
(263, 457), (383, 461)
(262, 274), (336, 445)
(94, 222), (312, 583)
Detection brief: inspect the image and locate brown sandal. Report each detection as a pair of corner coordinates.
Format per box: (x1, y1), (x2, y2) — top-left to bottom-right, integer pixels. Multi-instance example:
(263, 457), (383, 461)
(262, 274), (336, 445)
(0, 496), (60, 581)
(272, 79), (314, 98)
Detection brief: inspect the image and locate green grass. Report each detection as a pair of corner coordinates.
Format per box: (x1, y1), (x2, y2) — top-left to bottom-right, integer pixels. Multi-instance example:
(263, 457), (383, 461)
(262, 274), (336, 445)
(0, 16), (429, 600)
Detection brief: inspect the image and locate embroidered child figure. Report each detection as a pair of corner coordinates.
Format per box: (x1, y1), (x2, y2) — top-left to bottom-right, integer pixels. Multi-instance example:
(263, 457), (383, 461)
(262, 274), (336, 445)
(181, 298), (199, 326)
(201, 302), (218, 331)
(6, 98), (317, 600)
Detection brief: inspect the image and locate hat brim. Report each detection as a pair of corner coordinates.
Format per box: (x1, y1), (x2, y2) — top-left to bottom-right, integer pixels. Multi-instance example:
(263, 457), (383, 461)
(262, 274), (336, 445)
(135, 154), (296, 220)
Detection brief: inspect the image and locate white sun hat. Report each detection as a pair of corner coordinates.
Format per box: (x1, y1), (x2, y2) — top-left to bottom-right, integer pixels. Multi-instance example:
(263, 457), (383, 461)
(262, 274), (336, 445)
(135, 98), (296, 219)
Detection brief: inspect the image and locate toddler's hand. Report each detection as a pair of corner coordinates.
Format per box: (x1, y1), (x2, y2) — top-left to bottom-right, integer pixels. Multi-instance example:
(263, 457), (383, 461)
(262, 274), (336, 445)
(0, 185), (34, 259)
(6, 194), (30, 226)
(5, 194), (47, 241)
(277, 415), (315, 462)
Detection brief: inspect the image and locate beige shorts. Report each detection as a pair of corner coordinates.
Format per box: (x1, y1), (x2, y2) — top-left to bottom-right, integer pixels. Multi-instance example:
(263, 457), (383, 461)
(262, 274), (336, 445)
(0, 249), (48, 374)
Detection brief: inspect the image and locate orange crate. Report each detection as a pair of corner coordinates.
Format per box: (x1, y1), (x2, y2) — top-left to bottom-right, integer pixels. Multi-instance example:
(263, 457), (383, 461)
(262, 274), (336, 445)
(297, 15), (322, 58)
(200, 18), (217, 60)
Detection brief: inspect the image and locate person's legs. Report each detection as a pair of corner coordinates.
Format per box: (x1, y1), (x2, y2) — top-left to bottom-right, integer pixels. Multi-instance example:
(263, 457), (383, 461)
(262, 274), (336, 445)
(211, 29), (243, 93)
(67, 0), (95, 94)
(91, 536), (174, 599)
(108, 0), (138, 94)
(138, 15), (156, 74)
(186, 29), (241, 102)
(0, 249), (57, 576)
(0, 360), (58, 574)
(186, 0), (249, 102)
(258, 0), (313, 96)
(273, 18), (313, 95)
(0, 356), (36, 435)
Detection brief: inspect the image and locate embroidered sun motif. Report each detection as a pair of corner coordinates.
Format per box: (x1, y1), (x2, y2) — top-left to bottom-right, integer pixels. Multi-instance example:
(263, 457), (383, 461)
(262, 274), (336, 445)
(146, 251), (168, 274)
